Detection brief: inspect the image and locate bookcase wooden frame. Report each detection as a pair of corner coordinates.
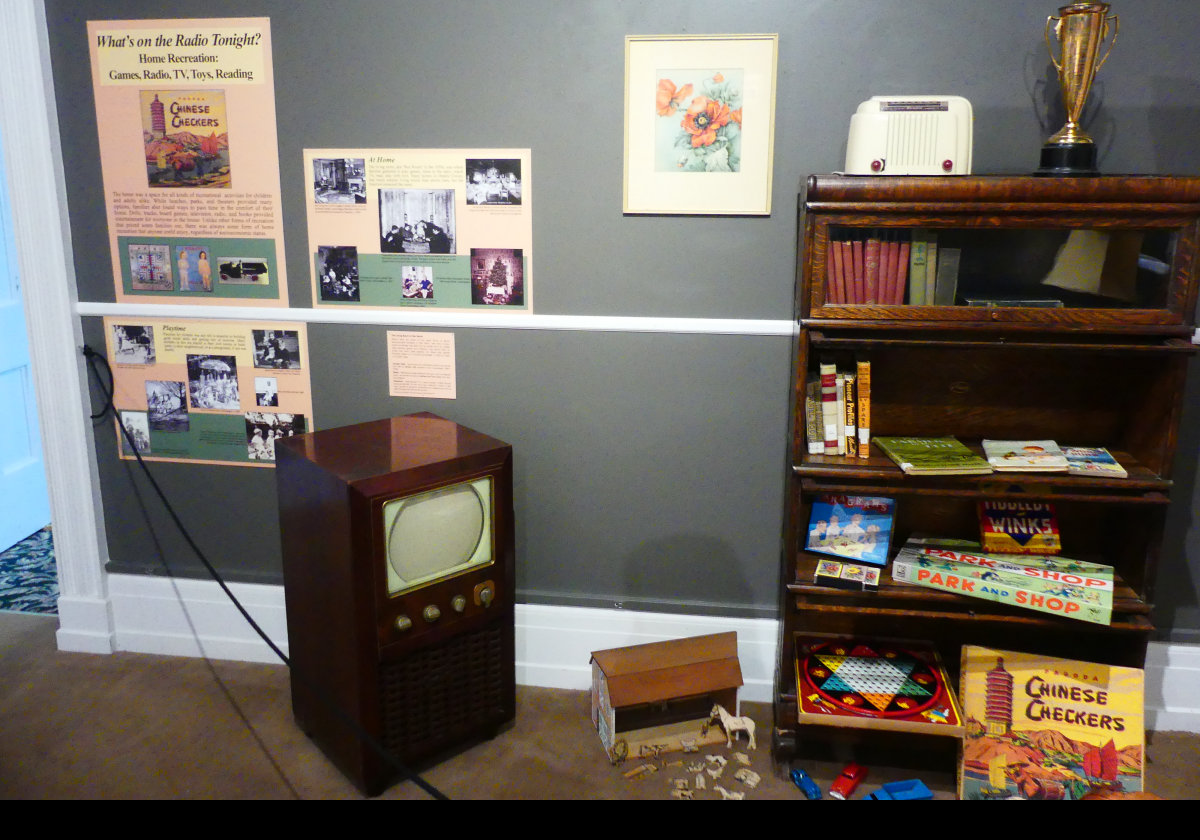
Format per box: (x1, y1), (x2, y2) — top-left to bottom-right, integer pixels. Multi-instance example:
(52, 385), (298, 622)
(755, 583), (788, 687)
(774, 174), (1200, 765)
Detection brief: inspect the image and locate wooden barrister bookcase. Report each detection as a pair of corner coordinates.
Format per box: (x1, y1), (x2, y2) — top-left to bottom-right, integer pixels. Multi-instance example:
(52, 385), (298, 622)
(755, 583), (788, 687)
(774, 175), (1200, 763)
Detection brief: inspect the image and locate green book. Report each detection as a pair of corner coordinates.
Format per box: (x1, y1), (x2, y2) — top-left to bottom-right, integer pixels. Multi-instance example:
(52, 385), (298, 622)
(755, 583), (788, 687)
(874, 436), (993, 476)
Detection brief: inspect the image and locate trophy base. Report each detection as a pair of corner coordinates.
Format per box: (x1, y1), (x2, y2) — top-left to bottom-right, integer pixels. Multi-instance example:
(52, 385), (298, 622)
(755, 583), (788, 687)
(1035, 143), (1100, 177)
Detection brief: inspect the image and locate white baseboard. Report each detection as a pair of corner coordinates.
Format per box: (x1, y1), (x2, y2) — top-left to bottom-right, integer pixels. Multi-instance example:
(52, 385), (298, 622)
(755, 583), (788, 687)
(79, 573), (1200, 732)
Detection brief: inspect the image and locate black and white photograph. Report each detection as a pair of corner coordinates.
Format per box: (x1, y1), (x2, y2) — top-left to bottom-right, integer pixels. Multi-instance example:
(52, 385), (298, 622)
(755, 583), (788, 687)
(145, 380), (189, 432)
(118, 410), (151, 456)
(186, 354), (241, 410)
(470, 248), (525, 306)
(255, 376), (279, 407)
(218, 257), (270, 285)
(466, 158), (522, 205)
(378, 188), (455, 254)
(401, 265), (434, 299)
(312, 157), (366, 204)
(111, 324), (156, 364)
(251, 329), (302, 369)
(245, 411), (306, 462)
(316, 245), (360, 302)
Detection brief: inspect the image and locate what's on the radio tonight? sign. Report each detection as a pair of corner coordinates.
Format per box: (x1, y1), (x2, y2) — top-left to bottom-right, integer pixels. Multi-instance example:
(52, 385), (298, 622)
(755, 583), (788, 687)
(94, 25), (265, 86)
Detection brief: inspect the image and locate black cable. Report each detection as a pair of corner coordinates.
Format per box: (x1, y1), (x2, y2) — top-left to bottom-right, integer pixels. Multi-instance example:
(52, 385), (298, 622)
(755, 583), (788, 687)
(82, 343), (448, 800)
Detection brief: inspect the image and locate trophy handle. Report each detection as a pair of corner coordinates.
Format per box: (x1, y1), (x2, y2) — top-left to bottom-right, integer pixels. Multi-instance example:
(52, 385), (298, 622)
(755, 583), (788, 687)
(1044, 15), (1063, 72)
(1095, 14), (1120, 71)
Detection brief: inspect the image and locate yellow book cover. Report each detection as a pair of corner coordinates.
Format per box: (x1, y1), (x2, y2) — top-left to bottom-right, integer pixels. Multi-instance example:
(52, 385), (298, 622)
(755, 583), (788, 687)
(958, 646), (1144, 799)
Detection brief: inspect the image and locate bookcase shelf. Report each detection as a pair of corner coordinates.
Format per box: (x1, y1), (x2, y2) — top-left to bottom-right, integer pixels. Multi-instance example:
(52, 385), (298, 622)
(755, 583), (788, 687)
(774, 174), (1200, 767)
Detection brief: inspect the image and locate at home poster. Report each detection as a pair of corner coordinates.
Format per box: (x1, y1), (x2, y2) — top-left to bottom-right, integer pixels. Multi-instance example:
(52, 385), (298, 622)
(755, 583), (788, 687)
(304, 148), (532, 311)
(87, 18), (288, 305)
(104, 317), (313, 467)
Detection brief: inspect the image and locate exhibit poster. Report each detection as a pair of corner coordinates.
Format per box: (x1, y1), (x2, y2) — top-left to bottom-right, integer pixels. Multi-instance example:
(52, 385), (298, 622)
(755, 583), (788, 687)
(103, 317), (313, 467)
(304, 149), (532, 311)
(87, 18), (288, 305)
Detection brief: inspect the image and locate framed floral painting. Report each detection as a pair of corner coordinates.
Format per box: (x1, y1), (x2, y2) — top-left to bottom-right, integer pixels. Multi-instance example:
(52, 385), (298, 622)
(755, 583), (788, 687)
(623, 34), (778, 215)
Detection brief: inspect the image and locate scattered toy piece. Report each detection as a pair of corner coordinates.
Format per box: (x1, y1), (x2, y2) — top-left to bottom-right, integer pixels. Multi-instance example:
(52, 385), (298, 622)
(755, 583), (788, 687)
(705, 754), (728, 767)
(695, 773), (706, 790)
(670, 788), (695, 800)
(623, 763), (659, 780)
(790, 766), (821, 800)
(706, 764), (725, 780)
(709, 704), (757, 750)
(830, 762), (867, 800)
(686, 761), (705, 774)
(714, 785), (744, 800)
(733, 752), (751, 766)
(865, 779), (933, 801)
(734, 768), (761, 789)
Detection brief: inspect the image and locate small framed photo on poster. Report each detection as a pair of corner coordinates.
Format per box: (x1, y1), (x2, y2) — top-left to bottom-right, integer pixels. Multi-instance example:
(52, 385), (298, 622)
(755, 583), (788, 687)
(805, 495), (895, 567)
(623, 33), (778, 215)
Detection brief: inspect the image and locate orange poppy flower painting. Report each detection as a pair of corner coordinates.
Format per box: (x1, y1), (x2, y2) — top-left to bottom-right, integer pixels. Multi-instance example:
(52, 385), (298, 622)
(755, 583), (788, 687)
(654, 68), (744, 172)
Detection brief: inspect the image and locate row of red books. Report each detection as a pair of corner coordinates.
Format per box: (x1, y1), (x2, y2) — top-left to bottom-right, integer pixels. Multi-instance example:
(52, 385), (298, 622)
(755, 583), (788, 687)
(825, 230), (910, 305)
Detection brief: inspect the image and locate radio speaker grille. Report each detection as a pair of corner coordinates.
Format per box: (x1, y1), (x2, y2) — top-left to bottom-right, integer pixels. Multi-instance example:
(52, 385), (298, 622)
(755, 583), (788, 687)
(379, 622), (509, 757)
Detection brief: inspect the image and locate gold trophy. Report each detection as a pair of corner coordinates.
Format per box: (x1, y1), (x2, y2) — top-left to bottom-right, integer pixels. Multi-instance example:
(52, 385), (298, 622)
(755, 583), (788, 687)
(1036, 3), (1119, 176)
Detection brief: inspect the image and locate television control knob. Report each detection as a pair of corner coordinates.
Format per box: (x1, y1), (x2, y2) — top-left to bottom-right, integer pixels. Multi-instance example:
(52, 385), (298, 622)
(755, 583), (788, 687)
(451, 595), (467, 613)
(474, 581), (495, 607)
(422, 604), (441, 623)
(394, 615), (413, 632)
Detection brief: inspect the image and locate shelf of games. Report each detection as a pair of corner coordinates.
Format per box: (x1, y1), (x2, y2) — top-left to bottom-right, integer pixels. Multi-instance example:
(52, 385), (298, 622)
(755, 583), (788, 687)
(774, 175), (1200, 764)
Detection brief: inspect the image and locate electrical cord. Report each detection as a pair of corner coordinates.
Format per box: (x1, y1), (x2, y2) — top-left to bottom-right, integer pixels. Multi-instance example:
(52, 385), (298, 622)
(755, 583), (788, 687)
(81, 343), (449, 800)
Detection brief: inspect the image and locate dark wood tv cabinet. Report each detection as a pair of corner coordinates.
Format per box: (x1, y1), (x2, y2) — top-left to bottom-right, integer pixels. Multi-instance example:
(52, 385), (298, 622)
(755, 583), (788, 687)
(773, 175), (1200, 763)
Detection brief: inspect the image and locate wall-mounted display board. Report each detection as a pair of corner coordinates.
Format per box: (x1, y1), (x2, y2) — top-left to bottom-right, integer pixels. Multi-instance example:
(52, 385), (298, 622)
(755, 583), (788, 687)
(103, 317), (312, 467)
(86, 18), (288, 305)
(303, 148), (532, 311)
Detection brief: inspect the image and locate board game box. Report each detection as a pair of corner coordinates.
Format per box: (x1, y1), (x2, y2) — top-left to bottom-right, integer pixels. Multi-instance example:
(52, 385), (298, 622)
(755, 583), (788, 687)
(958, 646), (1144, 799)
(804, 494), (895, 567)
(794, 634), (964, 737)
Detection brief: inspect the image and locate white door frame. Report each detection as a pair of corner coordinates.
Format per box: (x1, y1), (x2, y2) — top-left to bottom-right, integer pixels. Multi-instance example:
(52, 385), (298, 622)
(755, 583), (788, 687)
(0, 0), (112, 652)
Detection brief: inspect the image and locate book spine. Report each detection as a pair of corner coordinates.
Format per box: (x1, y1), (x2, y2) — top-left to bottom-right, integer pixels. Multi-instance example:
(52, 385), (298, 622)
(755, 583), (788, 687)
(840, 239), (855, 303)
(835, 374), (846, 454)
(895, 237), (910, 305)
(820, 361), (840, 455)
(880, 233), (895, 305)
(924, 236), (938, 305)
(805, 377), (824, 455)
(855, 359), (871, 458)
(843, 374), (856, 455)
(891, 554), (1111, 625)
(864, 235), (880, 304)
(908, 236), (927, 305)
(851, 238), (864, 303)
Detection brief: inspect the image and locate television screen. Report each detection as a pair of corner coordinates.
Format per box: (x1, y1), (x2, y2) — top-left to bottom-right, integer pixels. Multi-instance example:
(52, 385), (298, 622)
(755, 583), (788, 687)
(382, 476), (494, 596)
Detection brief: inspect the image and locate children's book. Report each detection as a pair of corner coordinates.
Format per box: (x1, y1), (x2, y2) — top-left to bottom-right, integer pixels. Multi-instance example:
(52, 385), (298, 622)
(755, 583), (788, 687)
(958, 646), (1144, 799)
(978, 500), (1061, 555)
(874, 436), (993, 476)
(805, 495), (895, 567)
(981, 439), (1069, 472)
(1062, 446), (1128, 479)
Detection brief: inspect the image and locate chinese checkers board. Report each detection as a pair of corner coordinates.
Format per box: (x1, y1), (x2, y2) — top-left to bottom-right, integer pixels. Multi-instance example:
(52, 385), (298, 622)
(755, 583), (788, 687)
(794, 634), (964, 737)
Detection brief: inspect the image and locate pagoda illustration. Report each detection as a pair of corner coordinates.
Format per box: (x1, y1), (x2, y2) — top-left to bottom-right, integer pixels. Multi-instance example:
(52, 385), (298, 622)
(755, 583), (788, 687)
(984, 657), (1014, 736)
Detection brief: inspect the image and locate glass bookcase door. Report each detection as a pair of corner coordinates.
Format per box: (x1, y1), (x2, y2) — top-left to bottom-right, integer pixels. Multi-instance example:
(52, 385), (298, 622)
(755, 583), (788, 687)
(816, 223), (1186, 321)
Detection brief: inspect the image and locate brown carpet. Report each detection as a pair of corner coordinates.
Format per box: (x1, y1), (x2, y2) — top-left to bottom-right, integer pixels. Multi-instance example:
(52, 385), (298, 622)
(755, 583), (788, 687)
(1, 611), (1196, 799)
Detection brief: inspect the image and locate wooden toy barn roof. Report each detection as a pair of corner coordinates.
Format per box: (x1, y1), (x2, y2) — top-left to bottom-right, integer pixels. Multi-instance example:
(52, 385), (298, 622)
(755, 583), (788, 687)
(589, 631), (743, 709)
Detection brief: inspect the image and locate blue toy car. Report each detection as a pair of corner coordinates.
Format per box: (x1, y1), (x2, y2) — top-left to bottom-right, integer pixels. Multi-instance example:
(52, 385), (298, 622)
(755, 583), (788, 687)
(865, 779), (933, 800)
(790, 767), (822, 800)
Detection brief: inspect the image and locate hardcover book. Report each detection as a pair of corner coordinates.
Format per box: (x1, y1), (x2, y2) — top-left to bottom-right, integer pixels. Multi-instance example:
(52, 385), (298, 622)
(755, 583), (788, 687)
(982, 439), (1069, 472)
(874, 436), (993, 476)
(820, 361), (840, 455)
(794, 634), (964, 737)
(958, 646), (1144, 799)
(855, 360), (871, 458)
(890, 537), (1112, 625)
(805, 494), (895, 566)
(1062, 446), (1128, 479)
(978, 500), (1062, 555)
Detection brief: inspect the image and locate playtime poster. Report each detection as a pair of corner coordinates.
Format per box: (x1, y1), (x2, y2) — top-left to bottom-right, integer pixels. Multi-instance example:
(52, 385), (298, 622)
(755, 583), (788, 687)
(104, 317), (313, 467)
(87, 18), (288, 305)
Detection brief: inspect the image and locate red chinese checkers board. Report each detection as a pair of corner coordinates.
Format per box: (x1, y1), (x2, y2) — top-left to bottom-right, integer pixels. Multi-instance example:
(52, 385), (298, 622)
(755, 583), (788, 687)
(794, 635), (964, 737)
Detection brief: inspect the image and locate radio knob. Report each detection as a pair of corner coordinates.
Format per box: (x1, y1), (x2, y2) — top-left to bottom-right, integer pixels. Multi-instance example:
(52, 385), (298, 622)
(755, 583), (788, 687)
(478, 586), (494, 607)
(394, 615), (413, 632)
(422, 605), (441, 623)
(451, 595), (467, 613)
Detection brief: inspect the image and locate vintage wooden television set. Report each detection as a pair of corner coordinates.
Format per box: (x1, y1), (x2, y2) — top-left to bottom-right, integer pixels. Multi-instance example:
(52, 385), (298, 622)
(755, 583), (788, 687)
(275, 412), (516, 796)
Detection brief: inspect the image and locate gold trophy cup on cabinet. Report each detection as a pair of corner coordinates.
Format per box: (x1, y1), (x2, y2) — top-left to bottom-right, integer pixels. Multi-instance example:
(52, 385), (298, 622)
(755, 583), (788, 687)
(1036, 3), (1118, 176)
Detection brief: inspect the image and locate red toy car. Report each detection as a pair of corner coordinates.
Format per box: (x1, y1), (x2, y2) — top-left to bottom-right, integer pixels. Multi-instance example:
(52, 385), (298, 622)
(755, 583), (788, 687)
(829, 762), (868, 800)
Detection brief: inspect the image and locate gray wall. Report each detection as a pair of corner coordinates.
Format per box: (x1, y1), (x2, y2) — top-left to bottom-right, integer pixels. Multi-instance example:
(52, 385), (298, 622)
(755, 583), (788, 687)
(49, 1), (1200, 633)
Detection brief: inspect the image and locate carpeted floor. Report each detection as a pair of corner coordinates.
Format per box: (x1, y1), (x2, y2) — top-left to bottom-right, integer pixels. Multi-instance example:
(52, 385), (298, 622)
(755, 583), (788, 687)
(0, 527), (57, 615)
(1, 610), (1198, 799)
